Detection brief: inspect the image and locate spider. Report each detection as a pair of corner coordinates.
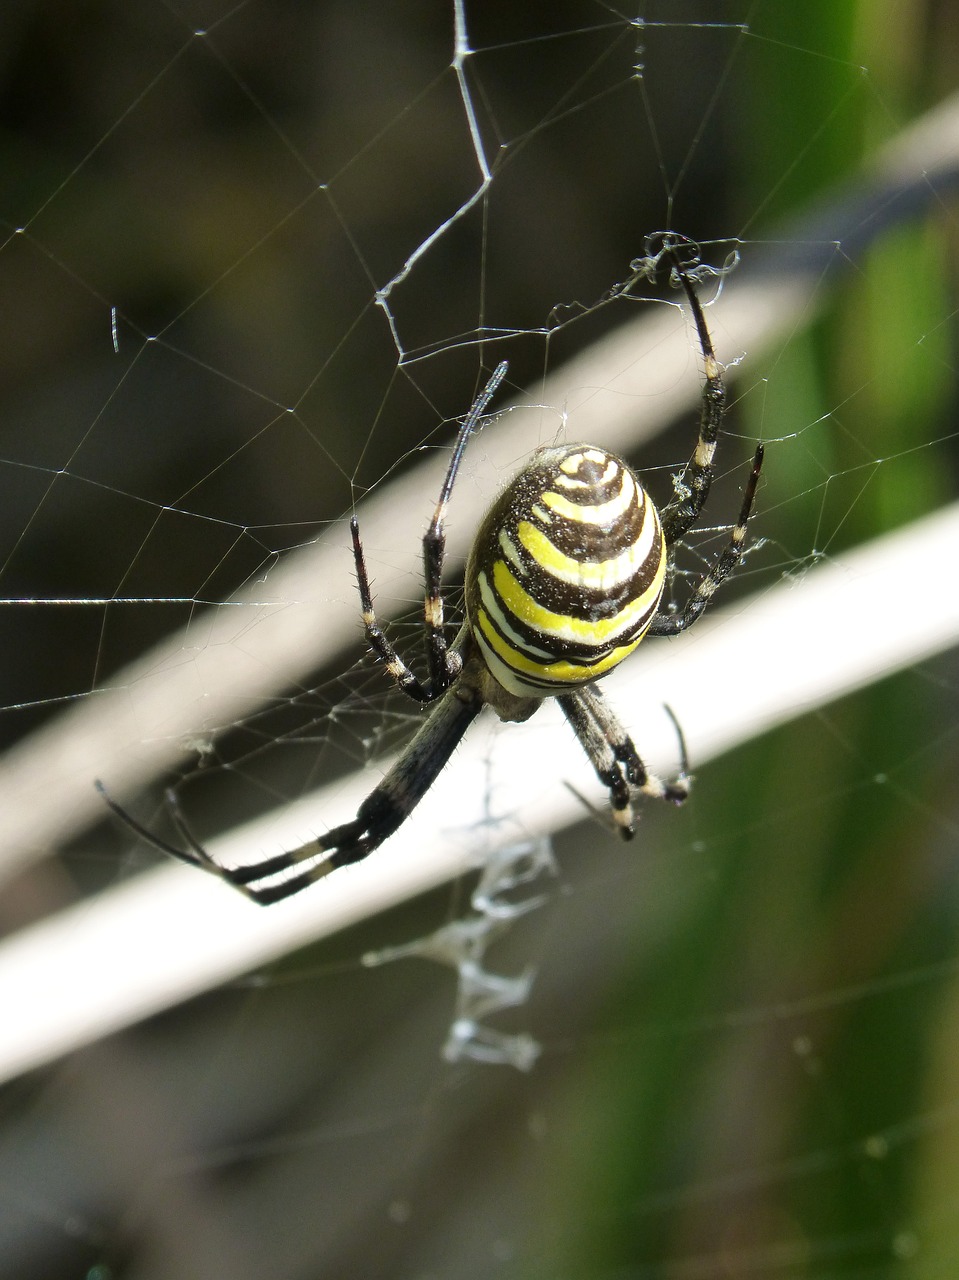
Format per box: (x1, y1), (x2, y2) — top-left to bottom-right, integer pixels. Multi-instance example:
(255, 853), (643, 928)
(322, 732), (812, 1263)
(98, 243), (763, 905)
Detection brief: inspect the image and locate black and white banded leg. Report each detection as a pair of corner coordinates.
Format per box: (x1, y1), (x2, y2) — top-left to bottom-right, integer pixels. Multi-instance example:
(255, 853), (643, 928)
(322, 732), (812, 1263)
(559, 685), (689, 839)
(657, 242), (730, 547)
(648, 443), (763, 638)
(350, 361), (508, 704)
(99, 683), (483, 905)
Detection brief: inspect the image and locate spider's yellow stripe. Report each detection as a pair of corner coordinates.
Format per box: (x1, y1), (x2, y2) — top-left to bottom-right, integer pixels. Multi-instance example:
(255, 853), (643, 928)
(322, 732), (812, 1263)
(560, 447), (608, 472)
(477, 572), (554, 658)
(539, 470), (635, 523)
(514, 510), (662, 592)
(487, 559), (664, 645)
(554, 453), (618, 487)
(474, 607), (644, 687)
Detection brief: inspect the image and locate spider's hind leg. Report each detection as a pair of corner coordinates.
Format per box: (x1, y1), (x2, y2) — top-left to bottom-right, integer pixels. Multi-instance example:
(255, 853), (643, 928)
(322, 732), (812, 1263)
(100, 680), (486, 907)
(559, 686), (689, 839)
(222, 680), (485, 903)
(95, 779), (216, 873)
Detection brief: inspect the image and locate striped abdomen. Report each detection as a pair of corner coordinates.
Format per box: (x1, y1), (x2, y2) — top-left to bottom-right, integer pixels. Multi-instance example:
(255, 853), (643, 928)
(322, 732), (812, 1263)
(464, 444), (666, 698)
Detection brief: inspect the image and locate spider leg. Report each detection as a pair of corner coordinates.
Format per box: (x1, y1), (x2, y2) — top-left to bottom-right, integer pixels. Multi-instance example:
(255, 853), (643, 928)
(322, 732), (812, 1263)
(351, 361), (508, 704)
(659, 243), (727, 548)
(351, 517), (436, 703)
(99, 684), (483, 906)
(165, 788), (229, 874)
(95, 780), (214, 870)
(662, 703), (691, 784)
(559, 685), (689, 840)
(647, 442), (763, 637)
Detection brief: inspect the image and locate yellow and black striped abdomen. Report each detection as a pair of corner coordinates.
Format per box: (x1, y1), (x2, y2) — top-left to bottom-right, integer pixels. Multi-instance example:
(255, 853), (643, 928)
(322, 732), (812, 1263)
(464, 444), (666, 698)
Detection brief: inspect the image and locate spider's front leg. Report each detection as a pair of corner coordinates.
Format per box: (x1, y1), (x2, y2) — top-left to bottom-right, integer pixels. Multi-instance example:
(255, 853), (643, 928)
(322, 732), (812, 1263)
(657, 242), (731, 547)
(350, 362), (509, 705)
(559, 686), (689, 838)
(648, 442), (763, 638)
(350, 515), (457, 704)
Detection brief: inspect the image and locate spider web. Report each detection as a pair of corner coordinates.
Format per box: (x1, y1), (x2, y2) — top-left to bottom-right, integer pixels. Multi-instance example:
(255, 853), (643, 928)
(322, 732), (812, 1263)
(1, 3), (959, 1278)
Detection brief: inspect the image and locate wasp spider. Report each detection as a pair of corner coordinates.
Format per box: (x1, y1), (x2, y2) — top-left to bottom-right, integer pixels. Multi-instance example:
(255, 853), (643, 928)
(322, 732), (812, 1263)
(99, 245), (763, 905)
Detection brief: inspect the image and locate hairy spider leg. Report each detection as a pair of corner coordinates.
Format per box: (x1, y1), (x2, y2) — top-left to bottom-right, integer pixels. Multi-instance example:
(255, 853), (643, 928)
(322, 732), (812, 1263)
(658, 242), (729, 548)
(559, 685), (690, 837)
(350, 361), (509, 703)
(647, 442), (763, 637)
